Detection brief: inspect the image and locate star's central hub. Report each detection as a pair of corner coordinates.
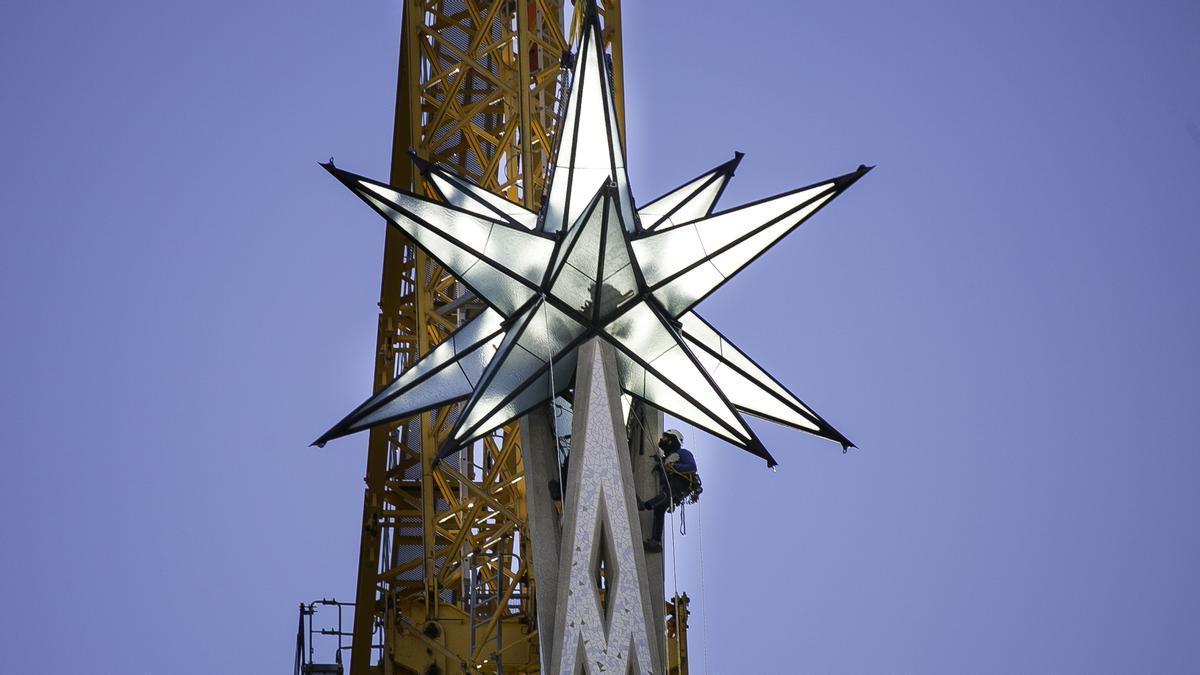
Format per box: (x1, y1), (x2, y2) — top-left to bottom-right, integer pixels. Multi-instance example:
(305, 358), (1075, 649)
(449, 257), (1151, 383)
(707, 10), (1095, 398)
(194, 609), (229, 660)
(545, 184), (641, 326)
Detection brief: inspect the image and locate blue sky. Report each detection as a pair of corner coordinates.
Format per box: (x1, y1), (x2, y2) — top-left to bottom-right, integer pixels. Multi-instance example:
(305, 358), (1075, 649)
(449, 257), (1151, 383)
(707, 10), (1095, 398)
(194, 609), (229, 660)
(2, 1), (1198, 672)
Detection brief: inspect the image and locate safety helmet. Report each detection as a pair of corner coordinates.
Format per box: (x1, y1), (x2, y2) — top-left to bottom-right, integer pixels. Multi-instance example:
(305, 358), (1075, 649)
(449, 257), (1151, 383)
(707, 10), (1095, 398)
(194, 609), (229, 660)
(663, 429), (684, 445)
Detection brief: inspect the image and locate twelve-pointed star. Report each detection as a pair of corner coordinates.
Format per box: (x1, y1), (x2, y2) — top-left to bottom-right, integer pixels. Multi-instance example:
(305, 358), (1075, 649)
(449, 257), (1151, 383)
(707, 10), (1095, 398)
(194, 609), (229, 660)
(315, 10), (869, 466)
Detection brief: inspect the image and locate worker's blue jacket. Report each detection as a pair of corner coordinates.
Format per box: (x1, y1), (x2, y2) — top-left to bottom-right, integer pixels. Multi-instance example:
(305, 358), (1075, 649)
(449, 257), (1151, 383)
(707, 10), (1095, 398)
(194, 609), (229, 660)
(668, 447), (697, 474)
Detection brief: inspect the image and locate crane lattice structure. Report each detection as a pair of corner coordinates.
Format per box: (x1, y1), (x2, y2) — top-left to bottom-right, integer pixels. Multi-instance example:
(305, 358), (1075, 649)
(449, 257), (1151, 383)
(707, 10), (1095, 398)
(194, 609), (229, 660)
(337, 2), (688, 673)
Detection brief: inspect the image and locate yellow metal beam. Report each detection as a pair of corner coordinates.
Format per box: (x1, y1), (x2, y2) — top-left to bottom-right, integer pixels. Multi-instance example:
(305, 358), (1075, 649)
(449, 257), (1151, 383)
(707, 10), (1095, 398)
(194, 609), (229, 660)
(343, 3), (689, 674)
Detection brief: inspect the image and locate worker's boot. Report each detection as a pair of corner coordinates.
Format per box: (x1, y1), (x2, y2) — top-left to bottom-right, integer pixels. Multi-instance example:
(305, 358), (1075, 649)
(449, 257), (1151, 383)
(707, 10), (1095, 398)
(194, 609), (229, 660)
(640, 493), (666, 512)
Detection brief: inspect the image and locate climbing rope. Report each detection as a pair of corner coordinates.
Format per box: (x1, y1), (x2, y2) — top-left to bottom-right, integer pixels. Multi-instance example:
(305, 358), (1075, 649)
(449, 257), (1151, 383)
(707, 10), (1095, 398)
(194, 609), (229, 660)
(539, 296), (568, 495)
(696, 501), (711, 674)
(630, 405), (692, 670)
(667, 509), (683, 671)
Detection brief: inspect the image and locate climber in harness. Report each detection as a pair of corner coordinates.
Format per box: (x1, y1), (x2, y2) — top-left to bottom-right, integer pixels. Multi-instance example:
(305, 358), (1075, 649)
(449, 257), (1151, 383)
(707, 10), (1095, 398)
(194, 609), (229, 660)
(639, 429), (701, 553)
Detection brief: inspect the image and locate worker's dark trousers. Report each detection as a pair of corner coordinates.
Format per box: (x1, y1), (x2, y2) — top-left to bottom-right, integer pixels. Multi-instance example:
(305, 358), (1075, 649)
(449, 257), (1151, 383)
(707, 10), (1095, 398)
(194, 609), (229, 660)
(643, 491), (671, 542)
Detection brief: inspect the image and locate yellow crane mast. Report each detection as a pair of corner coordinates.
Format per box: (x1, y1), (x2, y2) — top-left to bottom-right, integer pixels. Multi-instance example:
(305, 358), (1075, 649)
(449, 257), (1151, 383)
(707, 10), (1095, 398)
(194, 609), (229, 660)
(334, 3), (688, 674)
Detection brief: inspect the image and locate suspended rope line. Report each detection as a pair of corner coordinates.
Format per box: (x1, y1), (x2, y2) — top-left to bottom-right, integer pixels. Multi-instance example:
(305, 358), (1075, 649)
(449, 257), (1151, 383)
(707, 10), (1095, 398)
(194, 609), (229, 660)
(696, 500), (711, 674)
(668, 510), (683, 672)
(539, 295), (568, 496)
(633, 403), (689, 671)
(628, 401), (654, 449)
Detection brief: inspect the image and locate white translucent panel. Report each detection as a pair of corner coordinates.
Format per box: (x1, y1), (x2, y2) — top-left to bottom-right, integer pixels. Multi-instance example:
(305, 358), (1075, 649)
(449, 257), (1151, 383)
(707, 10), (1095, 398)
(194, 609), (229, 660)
(550, 263), (595, 314)
(630, 223), (707, 286)
(472, 371), (551, 439)
(360, 178), (549, 286)
(351, 369), (467, 430)
(541, 19), (637, 235)
(601, 261), (637, 290)
(452, 308), (506, 352)
(452, 301), (585, 447)
(709, 193), (833, 277)
(639, 174), (710, 229)
(480, 344), (545, 404)
(569, 48), (615, 170)
(543, 169), (609, 235)
(683, 341), (819, 431)
(566, 169), (610, 232)
(600, 207), (632, 274)
(650, 262), (725, 318)
(455, 333), (503, 387)
(460, 259), (536, 316)
(358, 191), (537, 316)
(612, 343), (646, 395)
(459, 307), (534, 398)
(612, 171), (638, 234)
(688, 338), (724, 374)
(546, 212), (587, 278)
(362, 193), (485, 282)
(319, 310), (505, 442)
(678, 312), (794, 407)
(482, 223), (554, 282)
(641, 367), (743, 444)
(666, 178), (726, 227)
(603, 302), (676, 363)
(361, 181), (491, 251)
(542, 180), (568, 234)
(548, 190), (634, 318)
(564, 195), (607, 279)
(634, 183), (841, 317)
(471, 348), (578, 438)
(521, 301), (587, 359)
(631, 183), (833, 285)
(679, 311), (822, 430)
(611, 348), (741, 445)
(692, 183), (833, 255)
(640, 169), (730, 231)
(620, 394), (633, 424)
(458, 341), (546, 436)
(365, 309), (502, 403)
(711, 366), (820, 430)
(597, 263), (638, 317)
(643, 343), (748, 438)
(430, 172), (538, 230)
(556, 24), (624, 172)
(603, 303), (750, 441)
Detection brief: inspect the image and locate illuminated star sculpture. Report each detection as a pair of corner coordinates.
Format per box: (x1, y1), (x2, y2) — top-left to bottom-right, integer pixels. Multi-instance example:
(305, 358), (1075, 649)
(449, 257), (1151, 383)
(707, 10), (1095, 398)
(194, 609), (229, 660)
(316, 11), (869, 467)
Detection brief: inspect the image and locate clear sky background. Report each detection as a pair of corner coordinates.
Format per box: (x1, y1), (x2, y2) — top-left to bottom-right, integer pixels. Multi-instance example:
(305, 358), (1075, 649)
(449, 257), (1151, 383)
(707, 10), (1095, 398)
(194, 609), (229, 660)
(2, 1), (1199, 673)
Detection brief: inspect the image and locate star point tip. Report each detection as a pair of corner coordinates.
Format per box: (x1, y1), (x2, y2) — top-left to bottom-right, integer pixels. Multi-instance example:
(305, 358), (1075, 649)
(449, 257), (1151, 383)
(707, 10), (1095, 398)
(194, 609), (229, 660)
(724, 151), (746, 173)
(313, 420), (353, 448)
(834, 164), (873, 189)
